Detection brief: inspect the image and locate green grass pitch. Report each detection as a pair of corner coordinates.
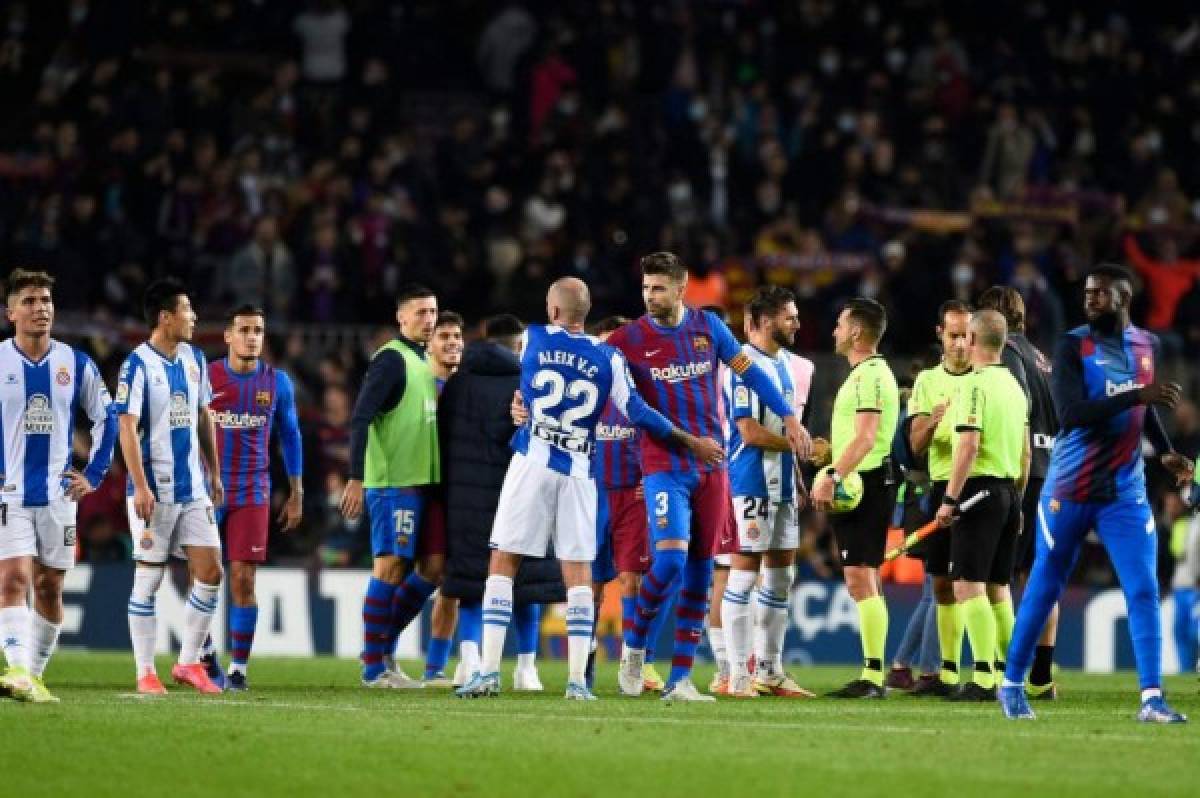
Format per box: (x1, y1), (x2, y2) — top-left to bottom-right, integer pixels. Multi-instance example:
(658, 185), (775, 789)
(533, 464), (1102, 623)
(5, 652), (1196, 798)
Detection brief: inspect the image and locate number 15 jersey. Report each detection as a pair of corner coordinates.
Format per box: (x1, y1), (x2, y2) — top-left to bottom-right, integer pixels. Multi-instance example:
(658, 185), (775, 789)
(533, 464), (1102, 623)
(512, 324), (673, 479)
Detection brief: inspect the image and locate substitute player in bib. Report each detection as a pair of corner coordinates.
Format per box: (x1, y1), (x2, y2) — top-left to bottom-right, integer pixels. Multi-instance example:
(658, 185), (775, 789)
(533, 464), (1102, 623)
(0, 269), (117, 703)
(721, 286), (816, 699)
(1000, 265), (1192, 723)
(811, 298), (900, 698)
(456, 278), (721, 700)
(119, 279), (225, 695)
(906, 301), (973, 696)
(977, 286), (1061, 698)
(341, 285), (441, 689)
(611, 252), (810, 703)
(933, 310), (1030, 701)
(206, 305), (303, 691)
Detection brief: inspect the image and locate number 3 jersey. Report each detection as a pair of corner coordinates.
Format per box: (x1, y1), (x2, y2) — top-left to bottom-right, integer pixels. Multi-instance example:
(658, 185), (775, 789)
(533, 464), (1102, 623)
(724, 344), (813, 503)
(115, 341), (213, 504)
(0, 339), (117, 506)
(512, 324), (673, 479)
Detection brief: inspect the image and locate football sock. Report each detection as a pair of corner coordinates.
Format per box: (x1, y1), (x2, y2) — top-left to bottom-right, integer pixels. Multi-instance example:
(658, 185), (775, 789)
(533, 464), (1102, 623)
(991, 598), (1015, 667)
(199, 633), (216, 659)
(961, 596), (997, 689)
(1030, 644), (1055, 686)
(128, 565), (164, 676)
(757, 566), (792, 673)
(480, 575), (514, 675)
(361, 577), (396, 680)
(626, 549), (685, 650)
(856, 595), (888, 687)
(620, 595), (636, 643)
(228, 605), (259, 675)
(179, 581), (220, 666)
(30, 610), (60, 678)
(644, 576), (678, 664)
(936, 602), (963, 685)
(721, 569), (755, 679)
(388, 572), (437, 656)
(566, 586), (594, 684)
(514, 602), (541, 655)
(667, 557), (713, 687)
(457, 599), (482, 675)
(0, 605), (31, 671)
(424, 637), (452, 678)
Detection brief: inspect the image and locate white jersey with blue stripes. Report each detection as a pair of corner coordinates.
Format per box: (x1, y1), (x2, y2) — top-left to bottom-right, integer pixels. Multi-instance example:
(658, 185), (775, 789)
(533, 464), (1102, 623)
(512, 324), (646, 479)
(0, 339), (115, 507)
(723, 344), (811, 503)
(115, 341), (213, 504)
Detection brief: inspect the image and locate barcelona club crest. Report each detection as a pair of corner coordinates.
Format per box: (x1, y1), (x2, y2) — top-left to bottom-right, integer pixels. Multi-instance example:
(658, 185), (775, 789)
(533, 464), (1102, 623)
(693, 336), (709, 352)
(55, 366), (71, 386)
(1140, 355), (1152, 372)
(255, 390), (272, 407)
(1049, 498), (1061, 514)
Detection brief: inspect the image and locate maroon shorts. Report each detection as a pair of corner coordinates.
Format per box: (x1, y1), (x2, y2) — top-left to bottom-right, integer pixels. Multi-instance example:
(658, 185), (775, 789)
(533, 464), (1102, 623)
(607, 486), (650, 574)
(417, 497), (447, 559)
(221, 504), (270, 563)
(711, 471), (738, 557)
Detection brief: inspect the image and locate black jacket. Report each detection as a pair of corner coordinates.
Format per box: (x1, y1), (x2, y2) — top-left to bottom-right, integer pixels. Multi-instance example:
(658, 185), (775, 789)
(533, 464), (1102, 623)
(439, 340), (565, 604)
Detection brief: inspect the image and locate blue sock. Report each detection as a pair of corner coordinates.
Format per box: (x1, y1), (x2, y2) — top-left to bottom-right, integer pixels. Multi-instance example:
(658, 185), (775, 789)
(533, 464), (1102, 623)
(458, 600), (482, 646)
(667, 557), (713, 688)
(626, 549), (686, 649)
(620, 595), (636, 642)
(425, 637), (452, 678)
(644, 574), (679, 665)
(1173, 587), (1197, 672)
(362, 578), (397, 679)
(514, 602), (541, 655)
(387, 572), (438, 656)
(229, 605), (259, 668)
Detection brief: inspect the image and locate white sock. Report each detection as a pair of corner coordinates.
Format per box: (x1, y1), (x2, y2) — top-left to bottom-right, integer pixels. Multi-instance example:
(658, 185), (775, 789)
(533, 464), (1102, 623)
(128, 566), (164, 675)
(1141, 687), (1162, 703)
(0, 605), (31, 671)
(480, 575), (513, 675)
(722, 569), (757, 680)
(757, 567), (793, 673)
(460, 641), (480, 675)
(565, 585), (594, 684)
(178, 581), (220, 665)
(706, 624), (728, 674)
(516, 651), (536, 671)
(30, 611), (61, 678)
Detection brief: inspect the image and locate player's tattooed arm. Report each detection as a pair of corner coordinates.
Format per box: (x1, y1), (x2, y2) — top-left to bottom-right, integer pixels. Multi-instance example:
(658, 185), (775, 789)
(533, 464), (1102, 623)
(667, 427), (723, 466)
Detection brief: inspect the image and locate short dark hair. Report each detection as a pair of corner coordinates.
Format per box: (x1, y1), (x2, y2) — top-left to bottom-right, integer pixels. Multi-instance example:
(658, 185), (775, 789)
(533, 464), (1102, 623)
(435, 311), (464, 330)
(5, 269), (54, 299)
(396, 284), (436, 308)
(1088, 263), (1135, 287)
(937, 299), (973, 326)
(144, 278), (188, 328)
(976, 286), (1024, 332)
(640, 251), (687, 281)
(746, 286), (796, 326)
(225, 303), (265, 327)
(842, 297), (887, 342)
(484, 313), (524, 340)
(591, 315), (629, 336)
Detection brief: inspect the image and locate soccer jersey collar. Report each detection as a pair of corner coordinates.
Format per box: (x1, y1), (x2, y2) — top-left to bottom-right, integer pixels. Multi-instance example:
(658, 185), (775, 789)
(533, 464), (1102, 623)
(223, 357), (263, 379)
(847, 353), (883, 374)
(645, 307), (692, 332)
(395, 334), (426, 358)
(146, 340), (185, 364)
(10, 338), (55, 367)
(940, 361), (971, 377)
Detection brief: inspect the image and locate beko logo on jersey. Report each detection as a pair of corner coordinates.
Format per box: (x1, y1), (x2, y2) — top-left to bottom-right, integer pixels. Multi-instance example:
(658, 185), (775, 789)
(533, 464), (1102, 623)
(169, 392), (191, 428)
(596, 422), (636, 442)
(649, 361), (713, 383)
(1105, 379), (1143, 397)
(23, 394), (54, 434)
(213, 410), (267, 430)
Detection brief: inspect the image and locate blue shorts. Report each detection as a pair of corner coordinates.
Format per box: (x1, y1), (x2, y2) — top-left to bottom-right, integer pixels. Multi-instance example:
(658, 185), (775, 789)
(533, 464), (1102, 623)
(366, 487), (426, 559)
(642, 469), (730, 554)
(592, 485), (618, 584)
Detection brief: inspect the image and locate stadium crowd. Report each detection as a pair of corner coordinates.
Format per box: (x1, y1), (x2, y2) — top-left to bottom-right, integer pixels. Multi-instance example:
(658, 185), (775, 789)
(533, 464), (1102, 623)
(0, 1), (1197, 590)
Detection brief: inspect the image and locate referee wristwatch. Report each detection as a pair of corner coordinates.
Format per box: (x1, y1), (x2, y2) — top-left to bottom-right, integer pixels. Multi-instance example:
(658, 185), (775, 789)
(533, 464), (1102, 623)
(824, 467), (842, 486)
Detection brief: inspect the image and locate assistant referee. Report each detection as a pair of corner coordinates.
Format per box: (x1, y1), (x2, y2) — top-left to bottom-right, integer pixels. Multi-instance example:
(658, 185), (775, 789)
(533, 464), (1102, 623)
(934, 310), (1031, 701)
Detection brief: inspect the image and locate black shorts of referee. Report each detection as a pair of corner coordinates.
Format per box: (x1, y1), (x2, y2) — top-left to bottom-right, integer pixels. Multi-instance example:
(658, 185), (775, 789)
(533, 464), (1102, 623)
(1011, 476), (1045, 578)
(915, 480), (952, 577)
(948, 476), (1021, 585)
(830, 465), (898, 568)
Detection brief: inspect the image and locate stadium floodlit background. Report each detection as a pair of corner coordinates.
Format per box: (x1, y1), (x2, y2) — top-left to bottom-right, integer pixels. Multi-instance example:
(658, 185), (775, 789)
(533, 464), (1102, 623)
(3, 2), (1200, 794)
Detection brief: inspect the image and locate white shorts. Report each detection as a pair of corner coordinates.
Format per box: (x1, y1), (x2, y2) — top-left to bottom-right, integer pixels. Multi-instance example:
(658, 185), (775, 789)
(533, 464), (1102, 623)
(733, 496), (799, 554)
(128, 497), (221, 564)
(0, 498), (78, 570)
(490, 452), (597, 562)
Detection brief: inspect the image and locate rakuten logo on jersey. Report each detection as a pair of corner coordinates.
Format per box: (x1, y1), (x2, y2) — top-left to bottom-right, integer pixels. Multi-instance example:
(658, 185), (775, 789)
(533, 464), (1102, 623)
(213, 410), (268, 430)
(1105, 379), (1143, 397)
(649, 361), (713, 383)
(596, 422), (636, 442)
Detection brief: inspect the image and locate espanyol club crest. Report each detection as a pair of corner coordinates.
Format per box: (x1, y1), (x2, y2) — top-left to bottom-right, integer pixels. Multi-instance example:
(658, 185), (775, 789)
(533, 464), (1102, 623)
(55, 366), (71, 386)
(188, 365), (201, 383)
